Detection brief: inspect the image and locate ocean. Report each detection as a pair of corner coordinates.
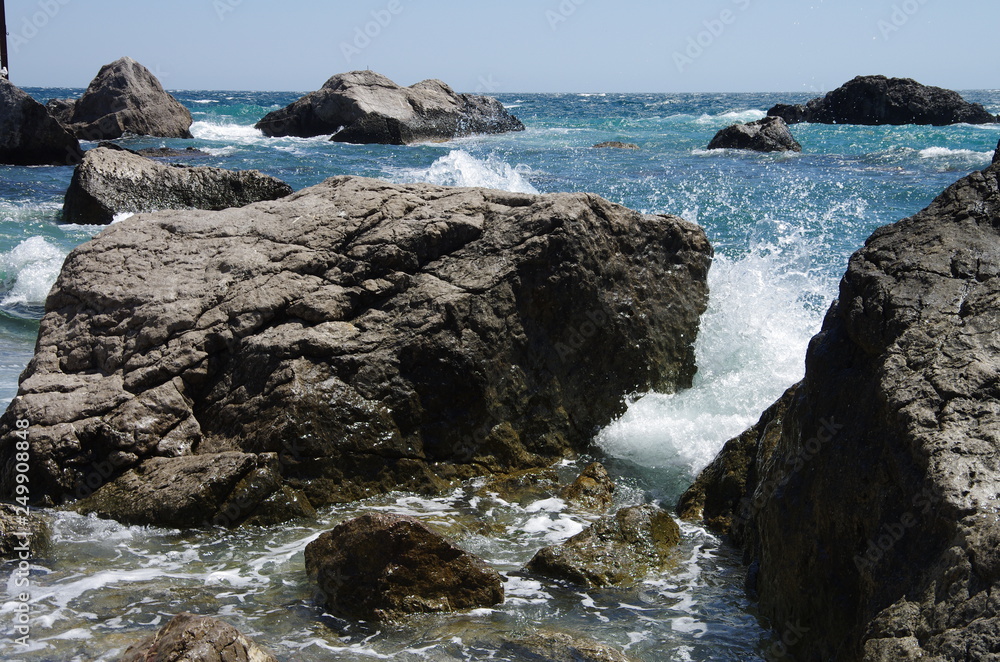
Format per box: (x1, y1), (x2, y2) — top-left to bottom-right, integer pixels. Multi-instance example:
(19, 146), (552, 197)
(2, 88), (999, 661)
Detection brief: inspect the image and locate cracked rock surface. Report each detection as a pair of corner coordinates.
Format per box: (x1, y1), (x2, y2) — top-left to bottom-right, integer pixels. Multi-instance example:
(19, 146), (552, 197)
(0, 176), (711, 527)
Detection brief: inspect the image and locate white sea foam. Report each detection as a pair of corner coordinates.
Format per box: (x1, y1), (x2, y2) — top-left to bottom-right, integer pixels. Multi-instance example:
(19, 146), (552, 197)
(391, 150), (538, 194)
(919, 146), (993, 160)
(190, 120), (265, 144)
(694, 109), (767, 125)
(192, 99), (218, 104)
(0, 237), (67, 307)
(111, 212), (134, 224)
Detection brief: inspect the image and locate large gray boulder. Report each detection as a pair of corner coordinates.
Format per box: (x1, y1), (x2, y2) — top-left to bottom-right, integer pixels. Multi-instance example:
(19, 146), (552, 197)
(0, 78), (82, 165)
(255, 70), (524, 144)
(120, 612), (279, 662)
(707, 116), (802, 152)
(62, 146), (293, 225)
(305, 512), (503, 621)
(48, 57), (193, 140)
(769, 75), (998, 125)
(0, 177), (711, 526)
(681, 158), (1000, 660)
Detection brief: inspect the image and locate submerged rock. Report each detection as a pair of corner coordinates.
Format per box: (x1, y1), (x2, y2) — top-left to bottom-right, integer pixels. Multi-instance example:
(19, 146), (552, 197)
(525, 504), (680, 587)
(255, 70), (524, 144)
(707, 116), (802, 152)
(0, 503), (50, 560)
(305, 512), (503, 621)
(500, 631), (636, 662)
(0, 176), (711, 525)
(62, 146), (293, 225)
(592, 141), (639, 150)
(49, 57), (193, 140)
(0, 78), (82, 165)
(685, 158), (1000, 659)
(120, 612), (279, 662)
(560, 461), (615, 510)
(768, 75), (998, 125)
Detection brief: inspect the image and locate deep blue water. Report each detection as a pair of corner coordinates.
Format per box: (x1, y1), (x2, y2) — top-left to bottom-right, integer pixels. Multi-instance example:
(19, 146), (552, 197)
(1, 88), (998, 661)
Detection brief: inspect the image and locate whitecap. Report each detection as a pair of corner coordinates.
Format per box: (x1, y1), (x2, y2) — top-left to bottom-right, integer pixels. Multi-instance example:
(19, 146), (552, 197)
(0, 237), (67, 307)
(390, 150), (538, 194)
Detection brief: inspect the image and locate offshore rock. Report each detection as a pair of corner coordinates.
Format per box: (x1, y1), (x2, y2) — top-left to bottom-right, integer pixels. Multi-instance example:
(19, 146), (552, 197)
(0, 176), (711, 525)
(560, 461), (615, 510)
(592, 141), (640, 150)
(120, 612), (279, 662)
(255, 70), (524, 144)
(525, 504), (681, 587)
(707, 116), (802, 152)
(0, 78), (82, 165)
(305, 512), (503, 621)
(49, 57), (193, 140)
(768, 75), (998, 125)
(684, 159), (1000, 660)
(62, 146), (293, 225)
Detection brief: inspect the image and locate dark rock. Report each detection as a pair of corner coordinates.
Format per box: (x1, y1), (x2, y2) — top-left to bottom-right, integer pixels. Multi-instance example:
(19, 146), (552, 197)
(305, 512), (504, 621)
(479, 468), (561, 506)
(685, 158), (1000, 659)
(525, 504), (681, 587)
(0, 503), (50, 560)
(994, 139), (999, 164)
(560, 461), (615, 510)
(255, 70), (524, 144)
(74, 451), (316, 528)
(768, 75), (998, 125)
(0, 78), (82, 165)
(136, 146), (209, 159)
(62, 146), (293, 225)
(593, 141), (639, 150)
(0, 176), (711, 525)
(707, 116), (802, 152)
(500, 631), (637, 662)
(49, 57), (193, 140)
(120, 612), (279, 662)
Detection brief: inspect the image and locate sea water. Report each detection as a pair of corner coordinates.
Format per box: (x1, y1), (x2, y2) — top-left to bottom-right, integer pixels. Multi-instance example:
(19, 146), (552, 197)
(1, 89), (998, 661)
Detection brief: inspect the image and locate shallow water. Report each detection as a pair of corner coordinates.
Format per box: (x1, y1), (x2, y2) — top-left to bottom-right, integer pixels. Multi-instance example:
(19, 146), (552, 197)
(1, 88), (998, 660)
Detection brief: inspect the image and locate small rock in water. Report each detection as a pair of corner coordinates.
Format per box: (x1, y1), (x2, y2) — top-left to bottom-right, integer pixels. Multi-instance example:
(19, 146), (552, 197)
(707, 116), (802, 153)
(560, 461), (615, 510)
(0, 503), (50, 560)
(305, 512), (504, 621)
(500, 630), (637, 662)
(593, 141), (640, 150)
(120, 612), (279, 662)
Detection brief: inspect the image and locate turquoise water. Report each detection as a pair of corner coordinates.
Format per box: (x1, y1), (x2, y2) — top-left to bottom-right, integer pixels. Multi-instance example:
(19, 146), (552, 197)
(1, 88), (999, 660)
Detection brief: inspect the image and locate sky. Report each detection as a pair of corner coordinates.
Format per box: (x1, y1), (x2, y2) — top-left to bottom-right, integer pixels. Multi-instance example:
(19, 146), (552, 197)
(2, 0), (996, 94)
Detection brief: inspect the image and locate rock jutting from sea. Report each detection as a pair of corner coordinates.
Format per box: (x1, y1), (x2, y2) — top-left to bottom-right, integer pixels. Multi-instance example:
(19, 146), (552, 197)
(47, 57), (193, 140)
(255, 70), (525, 144)
(0, 77), (82, 166)
(707, 116), (802, 152)
(680, 156), (1000, 660)
(768, 75), (998, 126)
(0, 176), (712, 528)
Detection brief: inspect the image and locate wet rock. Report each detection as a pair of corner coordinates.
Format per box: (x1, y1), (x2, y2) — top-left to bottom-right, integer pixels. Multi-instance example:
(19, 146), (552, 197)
(707, 116), (802, 152)
(255, 70), (524, 144)
(993, 138), (999, 164)
(305, 512), (504, 621)
(560, 462), (615, 510)
(74, 451), (315, 528)
(0, 176), (711, 524)
(768, 75), (998, 125)
(686, 157), (1000, 659)
(500, 631), (636, 662)
(525, 504), (680, 587)
(0, 503), (50, 560)
(592, 141), (639, 150)
(120, 612), (279, 662)
(49, 57), (193, 140)
(62, 146), (292, 225)
(479, 468), (561, 506)
(0, 78), (82, 166)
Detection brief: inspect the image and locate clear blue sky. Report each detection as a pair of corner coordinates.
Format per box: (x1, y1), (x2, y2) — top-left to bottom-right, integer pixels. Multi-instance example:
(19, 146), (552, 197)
(3, 0), (995, 93)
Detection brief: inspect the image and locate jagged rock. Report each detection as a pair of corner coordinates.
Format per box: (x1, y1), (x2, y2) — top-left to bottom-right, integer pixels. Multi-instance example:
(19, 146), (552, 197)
(993, 139), (999, 164)
(768, 75), (998, 125)
(120, 612), (279, 662)
(255, 70), (524, 144)
(0, 503), (50, 560)
(0, 78), (82, 165)
(62, 146), (293, 225)
(500, 631), (636, 662)
(685, 159), (1000, 660)
(305, 512), (504, 621)
(49, 57), (193, 140)
(74, 451), (316, 528)
(593, 142), (639, 150)
(560, 462), (615, 510)
(707, 116), (802, 152)
(0, 176), (711, 525)
(525, 505), (681, 587)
